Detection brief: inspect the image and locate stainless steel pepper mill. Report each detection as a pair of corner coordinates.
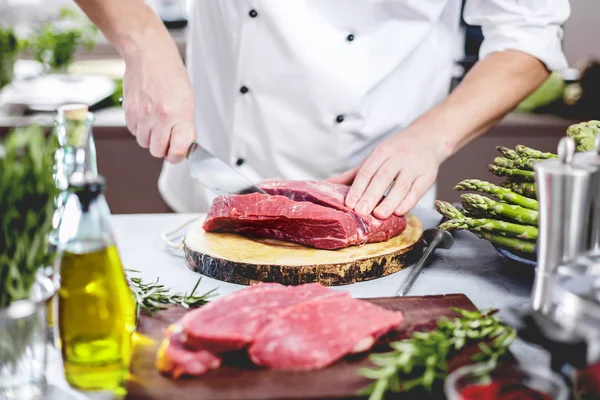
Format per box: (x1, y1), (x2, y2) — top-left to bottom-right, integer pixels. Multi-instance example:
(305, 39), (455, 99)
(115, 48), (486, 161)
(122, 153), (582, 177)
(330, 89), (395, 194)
(573, 134), (600, 252)
(532, 137), (599, 312)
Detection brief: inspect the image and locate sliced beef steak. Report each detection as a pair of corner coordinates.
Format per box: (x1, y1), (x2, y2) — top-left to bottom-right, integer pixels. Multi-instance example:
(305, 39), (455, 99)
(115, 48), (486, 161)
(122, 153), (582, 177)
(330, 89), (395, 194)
(248, 295), (404, 370)
(203, 180), (407, 250)
(179, 283), (341, 353)
(156, 328), (221, 379)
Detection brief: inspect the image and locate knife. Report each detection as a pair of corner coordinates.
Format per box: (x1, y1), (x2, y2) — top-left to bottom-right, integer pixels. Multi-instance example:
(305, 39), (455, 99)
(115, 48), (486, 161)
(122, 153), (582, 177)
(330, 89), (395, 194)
(186, 142), (266, 196)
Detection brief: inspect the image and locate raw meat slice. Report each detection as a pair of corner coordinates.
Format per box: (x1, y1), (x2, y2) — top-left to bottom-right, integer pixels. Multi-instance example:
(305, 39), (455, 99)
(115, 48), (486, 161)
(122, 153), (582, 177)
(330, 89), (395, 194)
(248, 295), (404, 370)
(259, 180), (407, 243)
(203, 192), (359, 249)
(203, 180), (407, 250)
(179, 283), (344, 353)
(156, 326), (221, 379)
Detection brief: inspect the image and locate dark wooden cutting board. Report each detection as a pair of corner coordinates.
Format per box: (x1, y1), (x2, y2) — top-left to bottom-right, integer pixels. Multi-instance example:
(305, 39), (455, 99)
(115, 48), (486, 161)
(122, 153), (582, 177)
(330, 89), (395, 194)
(125, 293), (494, 400)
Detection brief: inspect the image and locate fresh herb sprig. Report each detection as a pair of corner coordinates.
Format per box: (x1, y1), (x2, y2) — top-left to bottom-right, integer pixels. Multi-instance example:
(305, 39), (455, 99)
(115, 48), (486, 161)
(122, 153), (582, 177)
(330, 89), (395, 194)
(126, 269), (217, 315)
(358, 307), (516, 400)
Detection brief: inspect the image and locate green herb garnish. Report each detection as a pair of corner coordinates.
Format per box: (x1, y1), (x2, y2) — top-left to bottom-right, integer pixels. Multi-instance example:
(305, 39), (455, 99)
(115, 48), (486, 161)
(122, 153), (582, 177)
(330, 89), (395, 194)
(126, 269), (217, 315)
(358, 307), (516, 400)
(0, 125), (58, 308)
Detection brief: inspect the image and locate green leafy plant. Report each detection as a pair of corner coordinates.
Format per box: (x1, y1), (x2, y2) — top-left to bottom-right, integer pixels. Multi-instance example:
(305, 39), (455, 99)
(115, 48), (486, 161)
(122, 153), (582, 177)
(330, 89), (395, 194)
(0, 125), (59, 308)
(29, 6), (98, 73)
(358, 308), (516, 400)
(0, 25), (27, 89)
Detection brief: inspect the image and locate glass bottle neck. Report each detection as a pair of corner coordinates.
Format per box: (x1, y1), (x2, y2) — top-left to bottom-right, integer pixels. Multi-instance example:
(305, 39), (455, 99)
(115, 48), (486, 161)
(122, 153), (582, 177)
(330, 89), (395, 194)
(58, 190), (114, 254)
(54, 113), (98, 178)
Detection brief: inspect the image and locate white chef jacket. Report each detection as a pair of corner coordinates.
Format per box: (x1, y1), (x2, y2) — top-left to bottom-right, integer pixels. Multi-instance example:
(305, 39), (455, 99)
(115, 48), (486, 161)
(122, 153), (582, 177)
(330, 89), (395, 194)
(158, 0), (569, 213)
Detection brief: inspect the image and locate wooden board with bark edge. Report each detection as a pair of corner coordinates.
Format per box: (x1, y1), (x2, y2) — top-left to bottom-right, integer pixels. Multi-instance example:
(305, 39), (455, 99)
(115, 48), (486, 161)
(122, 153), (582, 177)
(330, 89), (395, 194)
(182, 213), (424, 286)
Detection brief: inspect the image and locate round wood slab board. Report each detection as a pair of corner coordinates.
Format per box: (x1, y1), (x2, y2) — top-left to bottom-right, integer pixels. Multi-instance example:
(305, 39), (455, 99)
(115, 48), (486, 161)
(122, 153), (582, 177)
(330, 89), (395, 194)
(183, 214), (424, 286)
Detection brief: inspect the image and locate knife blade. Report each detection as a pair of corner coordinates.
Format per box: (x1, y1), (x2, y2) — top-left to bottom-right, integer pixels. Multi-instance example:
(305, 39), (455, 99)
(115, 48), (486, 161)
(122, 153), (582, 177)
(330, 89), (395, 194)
(186, 142), (266, 196)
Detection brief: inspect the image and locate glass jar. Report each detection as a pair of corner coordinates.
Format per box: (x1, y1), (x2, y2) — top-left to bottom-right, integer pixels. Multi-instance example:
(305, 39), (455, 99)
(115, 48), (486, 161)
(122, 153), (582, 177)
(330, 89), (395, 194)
(0, 270), (58, 400)
(445, 363), (568, 400)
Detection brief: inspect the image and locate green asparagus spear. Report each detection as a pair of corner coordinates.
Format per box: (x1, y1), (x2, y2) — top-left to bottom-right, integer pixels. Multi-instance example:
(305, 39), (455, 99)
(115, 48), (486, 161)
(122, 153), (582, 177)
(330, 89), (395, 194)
(566, 121), (600, 152)
(500, 181), (537, 199)
(494, 157), (538, 171)
(511, 157), (538, 171)
(488, 164), (535, 182)
(438, 218), (538, 240)
(461, 194), (539, 226)
(472, 231), (536, 254)
(494, 157), (515, 168)
(514, 145), (558, 160)
(434, 200), (465, 220)
(454, 179), (538, 210)
(576, 137), (596, 152)
(496, 146), (519, 160)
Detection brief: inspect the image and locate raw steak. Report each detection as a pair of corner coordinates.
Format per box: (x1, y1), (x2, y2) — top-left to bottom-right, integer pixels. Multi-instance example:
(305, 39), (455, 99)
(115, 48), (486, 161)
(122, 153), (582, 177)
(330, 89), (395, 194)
(203, 180), (407, 250)
(248, 295), (404, 370)
(203, 193), (360, 249)
(156, 327), (221, 379)
(179, 283), (343, 353)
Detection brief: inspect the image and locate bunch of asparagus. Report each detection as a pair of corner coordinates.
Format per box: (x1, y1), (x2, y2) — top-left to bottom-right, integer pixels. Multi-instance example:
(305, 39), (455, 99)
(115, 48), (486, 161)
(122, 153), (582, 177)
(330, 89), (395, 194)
(435, 120), (600, 255)
(434, 180), (539, 255)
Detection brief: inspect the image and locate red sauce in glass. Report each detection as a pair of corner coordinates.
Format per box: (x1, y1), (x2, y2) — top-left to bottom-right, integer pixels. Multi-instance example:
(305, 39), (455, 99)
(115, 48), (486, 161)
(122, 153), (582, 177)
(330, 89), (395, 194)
(459, 381), (553, 400)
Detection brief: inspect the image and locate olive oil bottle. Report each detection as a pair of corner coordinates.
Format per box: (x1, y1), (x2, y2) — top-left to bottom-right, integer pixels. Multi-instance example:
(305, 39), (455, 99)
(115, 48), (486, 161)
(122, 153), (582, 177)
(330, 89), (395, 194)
(48, 104), (98, 340)
(54, 172), (136, 391)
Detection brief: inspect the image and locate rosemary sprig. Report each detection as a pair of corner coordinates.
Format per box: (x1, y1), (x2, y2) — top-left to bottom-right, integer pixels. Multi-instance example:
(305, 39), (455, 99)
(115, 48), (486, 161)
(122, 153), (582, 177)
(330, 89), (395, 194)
(358, 307), (516, 400)
(126, 269), (217, 315)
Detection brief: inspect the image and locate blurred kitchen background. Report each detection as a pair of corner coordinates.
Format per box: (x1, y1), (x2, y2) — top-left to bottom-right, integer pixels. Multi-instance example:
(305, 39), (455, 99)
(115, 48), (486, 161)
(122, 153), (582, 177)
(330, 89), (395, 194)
(0, 0), (598, 213)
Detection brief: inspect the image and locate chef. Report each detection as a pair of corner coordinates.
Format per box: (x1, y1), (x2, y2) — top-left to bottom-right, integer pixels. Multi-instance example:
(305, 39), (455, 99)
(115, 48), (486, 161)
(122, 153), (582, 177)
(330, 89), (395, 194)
(75, 0), (569, 218)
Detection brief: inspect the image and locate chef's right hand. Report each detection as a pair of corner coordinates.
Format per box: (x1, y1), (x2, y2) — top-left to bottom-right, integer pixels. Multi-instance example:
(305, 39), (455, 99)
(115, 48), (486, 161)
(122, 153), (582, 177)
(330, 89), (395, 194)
(121, 39), (196, 164)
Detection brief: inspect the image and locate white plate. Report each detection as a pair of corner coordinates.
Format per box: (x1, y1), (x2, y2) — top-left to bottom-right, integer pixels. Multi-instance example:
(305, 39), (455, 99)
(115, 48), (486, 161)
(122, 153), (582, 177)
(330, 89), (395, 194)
(0, 74), (116, 111)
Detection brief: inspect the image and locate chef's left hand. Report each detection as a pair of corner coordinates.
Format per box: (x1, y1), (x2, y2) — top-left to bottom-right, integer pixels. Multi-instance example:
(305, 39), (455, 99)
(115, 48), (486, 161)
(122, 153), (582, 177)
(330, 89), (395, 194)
(328, 130), (450, 220)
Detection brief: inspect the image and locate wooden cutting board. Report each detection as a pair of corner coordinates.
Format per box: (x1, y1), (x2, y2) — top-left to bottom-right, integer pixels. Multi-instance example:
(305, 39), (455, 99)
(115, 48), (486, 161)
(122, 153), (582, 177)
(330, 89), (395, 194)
(126, 293), (487, 400)
(183, 214), (424, 286)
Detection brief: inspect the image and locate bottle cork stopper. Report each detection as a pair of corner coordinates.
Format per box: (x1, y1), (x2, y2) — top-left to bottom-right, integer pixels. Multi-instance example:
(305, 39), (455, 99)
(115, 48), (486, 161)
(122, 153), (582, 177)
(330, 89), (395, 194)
(57, 103), (89, 121)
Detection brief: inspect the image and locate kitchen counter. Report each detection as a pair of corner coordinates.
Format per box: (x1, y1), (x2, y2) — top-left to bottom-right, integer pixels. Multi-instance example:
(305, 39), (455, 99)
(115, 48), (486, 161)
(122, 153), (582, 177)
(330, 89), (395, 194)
(44, 209), (550, 400)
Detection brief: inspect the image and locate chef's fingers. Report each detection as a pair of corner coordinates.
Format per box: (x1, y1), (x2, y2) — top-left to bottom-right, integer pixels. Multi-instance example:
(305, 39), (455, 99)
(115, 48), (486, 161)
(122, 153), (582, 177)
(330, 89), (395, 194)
(326, 166), (359, 185)
(123, 101), (138, 136)
(135, 122), (152, 149)
(149, 124), (172, 159)
(355, 159), (399, 216)
(373, 172), (410, 219)
(166, 121), (196, 164)
(345, 147), (389, 208)
(394, 175), (434, 216)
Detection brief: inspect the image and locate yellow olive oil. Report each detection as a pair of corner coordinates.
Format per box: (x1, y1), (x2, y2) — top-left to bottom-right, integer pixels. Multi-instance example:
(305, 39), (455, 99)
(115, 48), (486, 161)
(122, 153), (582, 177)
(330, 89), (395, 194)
(58, 243), (136, 391)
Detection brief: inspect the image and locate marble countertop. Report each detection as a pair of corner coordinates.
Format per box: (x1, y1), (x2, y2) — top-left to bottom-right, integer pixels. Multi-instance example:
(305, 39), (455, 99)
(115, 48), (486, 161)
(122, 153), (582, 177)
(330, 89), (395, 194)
(44, 209), (549, 399)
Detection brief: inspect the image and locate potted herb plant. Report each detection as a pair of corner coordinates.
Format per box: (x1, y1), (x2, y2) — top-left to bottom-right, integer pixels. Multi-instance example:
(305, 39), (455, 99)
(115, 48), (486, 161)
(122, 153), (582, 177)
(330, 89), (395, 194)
(0, 25), (27, 90)
(0, 124), (59, 399)
(29, 7), (98, 74)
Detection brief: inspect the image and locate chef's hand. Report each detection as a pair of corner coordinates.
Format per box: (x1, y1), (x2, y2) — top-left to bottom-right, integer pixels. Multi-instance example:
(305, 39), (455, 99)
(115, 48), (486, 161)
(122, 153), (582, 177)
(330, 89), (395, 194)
(328, 130), (449, 220)
(121, 36), (196, 163)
